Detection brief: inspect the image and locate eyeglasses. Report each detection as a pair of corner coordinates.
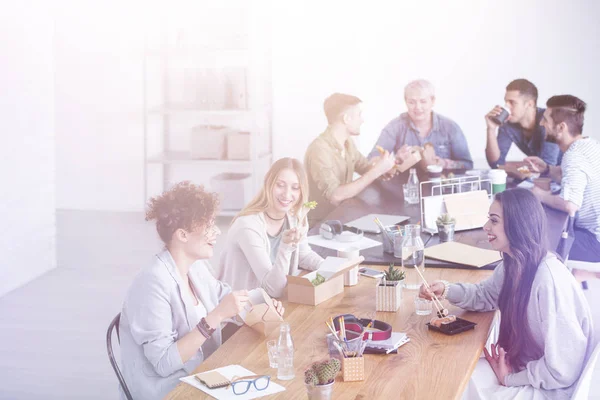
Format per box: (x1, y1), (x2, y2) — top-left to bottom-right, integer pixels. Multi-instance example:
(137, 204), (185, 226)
(230, 375), (270, 395)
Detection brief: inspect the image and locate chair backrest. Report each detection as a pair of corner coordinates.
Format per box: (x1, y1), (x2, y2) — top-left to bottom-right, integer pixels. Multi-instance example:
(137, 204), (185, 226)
(571, 341), (600, 400)
(107, 313), (133, 400)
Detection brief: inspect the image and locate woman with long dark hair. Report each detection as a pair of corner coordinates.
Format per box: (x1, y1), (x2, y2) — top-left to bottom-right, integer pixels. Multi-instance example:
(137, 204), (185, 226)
(420, 188), (594, 399)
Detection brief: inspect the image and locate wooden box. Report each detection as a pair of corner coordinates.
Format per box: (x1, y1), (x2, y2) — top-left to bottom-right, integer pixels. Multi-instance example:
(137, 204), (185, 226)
(376, 280), (403, 312)
(342, 357), (365, 382)
(286, 256), (364, 306)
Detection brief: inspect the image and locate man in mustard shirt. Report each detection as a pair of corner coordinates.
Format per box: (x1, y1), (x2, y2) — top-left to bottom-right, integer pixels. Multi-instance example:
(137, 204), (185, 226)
(304, 93), (395, 224)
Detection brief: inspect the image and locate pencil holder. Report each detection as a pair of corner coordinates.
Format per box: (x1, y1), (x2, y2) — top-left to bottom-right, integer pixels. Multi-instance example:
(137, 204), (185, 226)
(376, 279), (403, 312)
(342, 356), (365, 381)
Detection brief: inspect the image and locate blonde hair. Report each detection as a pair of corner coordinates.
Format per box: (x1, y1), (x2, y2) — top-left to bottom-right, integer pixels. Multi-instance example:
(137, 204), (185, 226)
(234, 158), (309, 222)
(404, 79), (435, 98)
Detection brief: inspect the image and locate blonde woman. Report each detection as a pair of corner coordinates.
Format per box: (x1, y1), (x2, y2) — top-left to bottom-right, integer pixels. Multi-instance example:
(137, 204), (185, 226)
(218, 158), (324, 298)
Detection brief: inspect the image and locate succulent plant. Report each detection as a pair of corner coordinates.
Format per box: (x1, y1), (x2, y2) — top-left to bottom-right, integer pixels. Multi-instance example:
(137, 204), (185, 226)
(304, 368), (319, 385)
(304, 358), (341, 386)
(311, 273), (326, 286)
(384, 263), (405, 282)
(436, 213), (456, 225)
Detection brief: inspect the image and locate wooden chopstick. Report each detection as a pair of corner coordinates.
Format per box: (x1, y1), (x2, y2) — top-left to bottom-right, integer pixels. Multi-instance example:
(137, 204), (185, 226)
(413, 265), (445, 314)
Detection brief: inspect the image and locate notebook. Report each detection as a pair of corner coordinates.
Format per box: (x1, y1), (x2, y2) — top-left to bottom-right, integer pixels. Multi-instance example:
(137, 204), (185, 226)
(194, 370), (231, 389)
(345, 214), (410, 234)
(181, 365), (286, 400)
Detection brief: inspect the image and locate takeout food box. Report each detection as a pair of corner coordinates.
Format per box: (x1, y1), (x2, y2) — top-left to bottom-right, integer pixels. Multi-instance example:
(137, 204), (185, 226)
(237, 288), (283, 336)
(397, 148), (422, 173)
(286, 256), (364, 306)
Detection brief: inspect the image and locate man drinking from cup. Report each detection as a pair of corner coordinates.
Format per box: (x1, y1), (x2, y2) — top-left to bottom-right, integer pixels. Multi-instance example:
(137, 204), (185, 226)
(485, 79), (561, 169)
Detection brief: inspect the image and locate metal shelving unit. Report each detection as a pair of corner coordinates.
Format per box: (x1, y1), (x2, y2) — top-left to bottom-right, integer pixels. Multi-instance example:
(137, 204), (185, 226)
(142, 3), (272, 215)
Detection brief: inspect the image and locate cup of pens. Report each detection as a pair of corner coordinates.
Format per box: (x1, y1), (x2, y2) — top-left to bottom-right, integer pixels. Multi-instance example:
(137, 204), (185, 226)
(325, 317), (366, 382)
(380, 224), (404, 254)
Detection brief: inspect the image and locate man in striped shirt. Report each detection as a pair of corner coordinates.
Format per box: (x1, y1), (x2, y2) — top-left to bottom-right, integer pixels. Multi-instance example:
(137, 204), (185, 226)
(525, 95), (600, 262)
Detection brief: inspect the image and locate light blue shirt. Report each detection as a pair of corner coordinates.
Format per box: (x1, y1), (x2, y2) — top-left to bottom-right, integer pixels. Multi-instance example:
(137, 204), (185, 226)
(369, 112), (473, 169)
(119, 249), (232, 400)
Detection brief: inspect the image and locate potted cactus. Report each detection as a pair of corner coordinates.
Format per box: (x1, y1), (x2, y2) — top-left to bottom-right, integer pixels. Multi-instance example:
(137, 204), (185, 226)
(436, 213), (456, 242)
(304, 358), (341, 400)
(376, 263), (405, 312)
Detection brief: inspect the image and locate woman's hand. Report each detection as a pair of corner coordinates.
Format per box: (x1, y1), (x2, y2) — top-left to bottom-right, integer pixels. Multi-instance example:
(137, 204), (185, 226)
(484, 343), (513, 386)
(272, 299), (285, 317)
(282, 225), (306, 247)
(213, 290), (250, 321)
(418, 281), (445, 300)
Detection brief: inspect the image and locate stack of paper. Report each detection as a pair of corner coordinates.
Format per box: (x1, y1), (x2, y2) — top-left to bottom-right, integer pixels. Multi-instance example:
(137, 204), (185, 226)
(366, 332), (410, 352)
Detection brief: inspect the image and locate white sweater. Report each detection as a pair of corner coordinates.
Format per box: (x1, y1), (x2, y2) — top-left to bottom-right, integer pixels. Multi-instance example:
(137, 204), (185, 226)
(447, 254), (595, 400)
(218, 212), (324, 298)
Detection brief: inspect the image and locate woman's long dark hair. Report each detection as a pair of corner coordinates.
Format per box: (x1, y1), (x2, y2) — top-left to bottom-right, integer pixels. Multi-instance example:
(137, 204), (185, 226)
(495, 188), (547, 370)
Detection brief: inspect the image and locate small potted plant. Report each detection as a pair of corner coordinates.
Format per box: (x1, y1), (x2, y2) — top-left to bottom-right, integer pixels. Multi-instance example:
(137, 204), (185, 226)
(436, 213), (456, 242)
(304, 358), (341, 400)
(376, 263), (406, 312)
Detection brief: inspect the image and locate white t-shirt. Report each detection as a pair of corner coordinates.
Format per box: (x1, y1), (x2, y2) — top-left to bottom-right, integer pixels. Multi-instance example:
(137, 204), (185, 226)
(560, 137), (600, 241)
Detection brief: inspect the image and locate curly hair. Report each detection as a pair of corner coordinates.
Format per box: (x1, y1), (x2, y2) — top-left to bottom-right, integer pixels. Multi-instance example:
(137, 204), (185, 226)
(145, 181), (219, 244)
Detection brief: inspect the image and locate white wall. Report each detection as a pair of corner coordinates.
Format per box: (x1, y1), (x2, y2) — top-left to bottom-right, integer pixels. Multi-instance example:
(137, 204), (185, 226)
(271, 0), (600, 166)
(53, 1), (600, 211)
(54, 4), (145, 211)
(0, 3), (56, 296)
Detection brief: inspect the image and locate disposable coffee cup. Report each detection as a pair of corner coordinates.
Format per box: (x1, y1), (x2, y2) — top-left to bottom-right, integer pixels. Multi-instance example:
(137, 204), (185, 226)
(426, 165), (443, 181)
(488, 169), (507, 194)
(338, 247), (360, 286)
(490, 106), (511, 125)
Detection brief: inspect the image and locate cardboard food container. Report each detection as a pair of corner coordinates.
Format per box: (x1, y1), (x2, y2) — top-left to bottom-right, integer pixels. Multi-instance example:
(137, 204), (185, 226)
(396, 149), (422, 173)
(286, 256), (365, 306)
(237, 288), (283, 336)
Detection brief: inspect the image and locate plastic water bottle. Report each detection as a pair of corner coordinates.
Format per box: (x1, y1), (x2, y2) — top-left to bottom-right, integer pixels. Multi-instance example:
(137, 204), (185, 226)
(401, 224), (425, 290)
(404, 168), (420, 204)
(277, 323), (295, 380)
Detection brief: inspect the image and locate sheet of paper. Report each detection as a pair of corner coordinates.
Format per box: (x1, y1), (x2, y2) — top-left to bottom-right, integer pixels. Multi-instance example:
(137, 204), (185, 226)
(345, 214), (410, 233)
(424, 241), (502, 268)
(442, 190), (490, 231)
(180, 365), (285, 400)
(307, 234), (382, 251)
(366, 332), (409, 350)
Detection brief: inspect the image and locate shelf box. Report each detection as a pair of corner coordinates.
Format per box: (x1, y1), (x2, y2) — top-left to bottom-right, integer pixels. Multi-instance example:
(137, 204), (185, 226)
(210, 172), (253, 211)
(227, 132), (251, 160)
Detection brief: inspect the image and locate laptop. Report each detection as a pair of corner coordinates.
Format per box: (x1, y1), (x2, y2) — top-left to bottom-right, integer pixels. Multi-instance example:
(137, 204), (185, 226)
(345, 214), (410, 234)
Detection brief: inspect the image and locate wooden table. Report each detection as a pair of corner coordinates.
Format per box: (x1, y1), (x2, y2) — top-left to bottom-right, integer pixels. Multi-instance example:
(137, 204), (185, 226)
(309, 181), (569, 268)
(165, 267), (495, 400)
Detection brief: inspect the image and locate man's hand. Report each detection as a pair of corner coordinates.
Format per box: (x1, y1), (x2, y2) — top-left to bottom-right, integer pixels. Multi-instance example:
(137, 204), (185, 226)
(395, 144), (412, 164)
(524, 156), (547, 174)
(484, 343), (513, 386)
(373, 150), (396, 175)
(485, 106), (503, 130)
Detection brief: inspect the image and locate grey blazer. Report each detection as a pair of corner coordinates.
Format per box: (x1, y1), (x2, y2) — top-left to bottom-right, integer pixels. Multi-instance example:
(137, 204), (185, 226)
(119, 249), (231, 400)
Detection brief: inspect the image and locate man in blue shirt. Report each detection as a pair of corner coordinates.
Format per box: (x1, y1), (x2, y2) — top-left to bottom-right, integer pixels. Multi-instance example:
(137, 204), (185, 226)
(369, 79), (473, 171)
(485, 79), (561, 168)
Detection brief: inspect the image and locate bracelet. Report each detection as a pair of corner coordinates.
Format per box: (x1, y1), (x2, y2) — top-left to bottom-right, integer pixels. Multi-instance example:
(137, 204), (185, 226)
(439, 280), (451, 300)
(196, 317), (215, 339)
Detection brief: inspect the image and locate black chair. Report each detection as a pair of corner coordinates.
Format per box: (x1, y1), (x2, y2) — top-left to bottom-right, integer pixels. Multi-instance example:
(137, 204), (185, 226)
(107, 313), (133, 400)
